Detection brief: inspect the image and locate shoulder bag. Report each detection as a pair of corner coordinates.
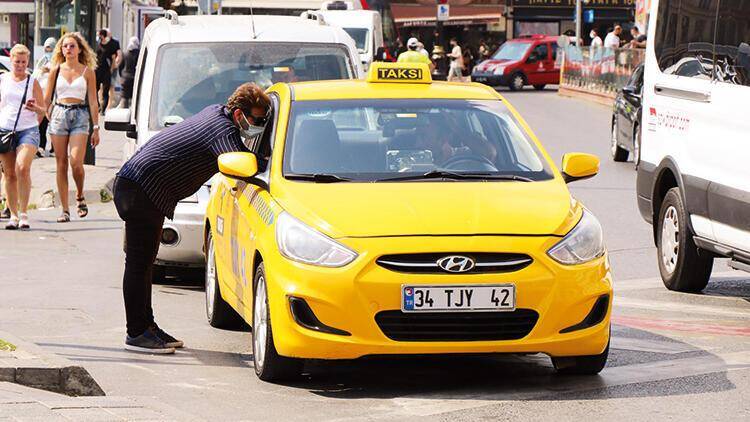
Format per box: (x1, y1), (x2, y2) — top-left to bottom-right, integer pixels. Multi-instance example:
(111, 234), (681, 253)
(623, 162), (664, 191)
(0, 74), (31, 154)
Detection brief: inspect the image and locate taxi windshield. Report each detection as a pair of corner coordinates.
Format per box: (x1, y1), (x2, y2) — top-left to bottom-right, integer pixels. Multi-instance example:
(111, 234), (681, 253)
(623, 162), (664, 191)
(492, 42), (532, 61)
(283, 99), (553, 182)
(150, 42), (353, 130)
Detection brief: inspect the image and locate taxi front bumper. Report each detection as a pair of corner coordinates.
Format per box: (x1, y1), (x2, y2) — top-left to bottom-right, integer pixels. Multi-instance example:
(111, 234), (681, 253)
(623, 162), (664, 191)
(264, 235), (612, 360)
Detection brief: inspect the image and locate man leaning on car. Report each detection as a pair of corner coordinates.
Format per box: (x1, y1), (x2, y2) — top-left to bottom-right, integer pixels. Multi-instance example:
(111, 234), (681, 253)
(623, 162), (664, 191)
(113, 83), (271, 354)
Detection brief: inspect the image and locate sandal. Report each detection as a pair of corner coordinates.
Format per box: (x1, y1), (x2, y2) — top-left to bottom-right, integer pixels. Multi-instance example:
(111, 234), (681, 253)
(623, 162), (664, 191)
(76, 197), (88, 218)
(57, 211), (71, 223)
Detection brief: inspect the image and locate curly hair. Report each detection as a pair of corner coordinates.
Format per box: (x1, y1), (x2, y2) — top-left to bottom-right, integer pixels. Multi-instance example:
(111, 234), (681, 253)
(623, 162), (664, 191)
(51, 33), (97, 69)
(226, 83), (271, 115)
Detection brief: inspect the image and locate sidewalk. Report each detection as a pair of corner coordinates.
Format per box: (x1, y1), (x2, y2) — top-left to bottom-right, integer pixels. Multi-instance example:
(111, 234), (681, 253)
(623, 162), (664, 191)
(27, 128), (126, 210)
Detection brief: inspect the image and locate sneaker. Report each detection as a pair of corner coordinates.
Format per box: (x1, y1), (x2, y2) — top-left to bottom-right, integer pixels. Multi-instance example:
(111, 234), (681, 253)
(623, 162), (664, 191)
(125, 328), (176, 354)
(0, 207), (9, 219)
(5, 216), (18, 230)
(153, 326), (184, 349)
(18, 214), (29, 230)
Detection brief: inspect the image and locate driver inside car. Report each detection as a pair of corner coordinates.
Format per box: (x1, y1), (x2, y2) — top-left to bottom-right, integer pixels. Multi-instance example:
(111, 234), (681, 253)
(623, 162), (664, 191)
(415, 115), (497, 167)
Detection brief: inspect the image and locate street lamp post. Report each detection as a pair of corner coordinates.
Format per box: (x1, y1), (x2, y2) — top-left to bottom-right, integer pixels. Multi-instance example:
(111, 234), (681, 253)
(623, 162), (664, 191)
(575, 0), (582, 47)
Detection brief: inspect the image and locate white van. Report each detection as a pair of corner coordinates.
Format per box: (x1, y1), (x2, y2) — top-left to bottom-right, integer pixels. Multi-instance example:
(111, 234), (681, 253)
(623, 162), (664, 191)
(302, 6), (383, 71)
(105, 12), (362, 279)
(638, 0), (750, 292)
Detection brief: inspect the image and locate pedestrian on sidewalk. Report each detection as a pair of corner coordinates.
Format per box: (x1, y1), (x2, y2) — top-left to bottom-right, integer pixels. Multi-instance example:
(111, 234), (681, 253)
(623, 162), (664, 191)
(446, 37), (464, 82)
(0, 44), (47, 230)
(43, 33), (100, 223)
(117, 37), (139, 109)
(604, 26), (622, 49)
(95, 29), (121, 115)
(33, 37), (56, 158)
(114, 83), (271, 354)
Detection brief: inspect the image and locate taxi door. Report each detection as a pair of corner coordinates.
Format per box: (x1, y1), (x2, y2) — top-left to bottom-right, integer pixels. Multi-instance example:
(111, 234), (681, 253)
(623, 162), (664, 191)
(214, 175), (242, 299)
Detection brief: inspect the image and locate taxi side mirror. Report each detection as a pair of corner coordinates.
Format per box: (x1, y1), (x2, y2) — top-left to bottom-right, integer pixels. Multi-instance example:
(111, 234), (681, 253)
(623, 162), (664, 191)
(561, 153), (599, 183)
(218, 152), (259, 182)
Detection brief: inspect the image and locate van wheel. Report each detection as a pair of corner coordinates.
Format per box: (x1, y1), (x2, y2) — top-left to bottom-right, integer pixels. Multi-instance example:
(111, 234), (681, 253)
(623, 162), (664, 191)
(552, 341), (609, 375)
(533, 84), (546, 90)
(611, 121), (628, 162)
(205, 232), (243, 328)
(657, 188), (713, 292)
(252, 263), (303, 382)
(509, 73), (526, 91)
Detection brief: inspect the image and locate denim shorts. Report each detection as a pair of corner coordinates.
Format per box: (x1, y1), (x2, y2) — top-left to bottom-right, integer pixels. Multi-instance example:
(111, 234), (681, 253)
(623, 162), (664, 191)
(6, 126), (40, 149)
(48, 106), (90, 136)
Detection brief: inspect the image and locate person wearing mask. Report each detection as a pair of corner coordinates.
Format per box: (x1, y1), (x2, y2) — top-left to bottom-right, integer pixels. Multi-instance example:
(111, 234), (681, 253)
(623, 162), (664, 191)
(604, 25), (622, 49)
(478, 39), (490, 61)
(397, 38), (434, 72)
(447, 37), (464, 82)
(629, 26), (647, 48)
(95, 29), (121, 114)
(44, 33), (100, 223)
(113, 83), (271, 353)
(590, 29), (603, 49)
(0, 44), (46, 230)
(118, 37), (139, 108)
(33, 37), (56, 157)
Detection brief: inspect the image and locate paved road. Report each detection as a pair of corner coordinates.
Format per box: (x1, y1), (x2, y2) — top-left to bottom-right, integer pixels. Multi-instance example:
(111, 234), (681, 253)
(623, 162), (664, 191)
(1, 89), (748, 421)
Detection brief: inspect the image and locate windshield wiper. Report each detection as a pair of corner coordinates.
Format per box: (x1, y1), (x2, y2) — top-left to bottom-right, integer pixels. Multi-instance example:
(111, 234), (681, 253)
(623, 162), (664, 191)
(376, 170), (534, 182)
(285, 173), (352, 183)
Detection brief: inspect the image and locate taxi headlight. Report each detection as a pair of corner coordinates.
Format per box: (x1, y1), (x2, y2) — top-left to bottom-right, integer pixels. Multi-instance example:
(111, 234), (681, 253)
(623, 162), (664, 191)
(276, 212), (357, 267)
(493, 66), (506, 75)
(547, 210), (605, 265)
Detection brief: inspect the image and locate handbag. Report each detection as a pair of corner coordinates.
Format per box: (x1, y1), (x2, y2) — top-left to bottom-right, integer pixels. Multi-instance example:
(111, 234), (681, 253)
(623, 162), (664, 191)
(0, 75), (31, 154)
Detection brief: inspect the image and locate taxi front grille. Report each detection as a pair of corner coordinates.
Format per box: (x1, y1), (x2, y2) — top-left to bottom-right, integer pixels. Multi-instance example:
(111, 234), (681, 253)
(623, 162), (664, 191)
(375, 309), (539, 342)
(376, 253), (532, 274)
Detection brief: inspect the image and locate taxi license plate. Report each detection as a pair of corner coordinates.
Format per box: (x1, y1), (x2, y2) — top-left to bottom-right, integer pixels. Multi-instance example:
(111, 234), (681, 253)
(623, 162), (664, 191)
(402, 284), (515, 312)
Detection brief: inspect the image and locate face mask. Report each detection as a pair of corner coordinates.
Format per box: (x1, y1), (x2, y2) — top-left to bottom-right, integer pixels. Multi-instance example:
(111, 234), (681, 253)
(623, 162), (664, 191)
(44, 51), (53, 60)
(239, 113), (268, 151)
(590, 31), (596, 39)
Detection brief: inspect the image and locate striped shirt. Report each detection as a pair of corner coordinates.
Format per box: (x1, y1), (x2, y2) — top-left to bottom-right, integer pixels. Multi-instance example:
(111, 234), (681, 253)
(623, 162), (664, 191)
(117, 104), (247, 219)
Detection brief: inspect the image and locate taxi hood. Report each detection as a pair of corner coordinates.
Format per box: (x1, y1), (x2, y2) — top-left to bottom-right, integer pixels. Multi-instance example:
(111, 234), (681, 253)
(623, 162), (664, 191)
(273, 181), (580, 239)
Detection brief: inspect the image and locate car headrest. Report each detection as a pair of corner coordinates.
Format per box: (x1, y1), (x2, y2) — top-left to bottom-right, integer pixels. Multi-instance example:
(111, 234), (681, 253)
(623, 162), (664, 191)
(291, 119), (342, 174)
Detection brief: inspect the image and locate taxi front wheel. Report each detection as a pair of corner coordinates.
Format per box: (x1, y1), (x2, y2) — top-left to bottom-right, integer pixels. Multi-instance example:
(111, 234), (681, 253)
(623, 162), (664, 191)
(552, 341), (609, 375)
(205, 231), (243, 328)
(252, 263), (303, 382)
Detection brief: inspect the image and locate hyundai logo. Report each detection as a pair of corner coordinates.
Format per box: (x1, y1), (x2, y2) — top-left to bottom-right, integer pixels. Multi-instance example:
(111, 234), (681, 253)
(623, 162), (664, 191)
(436, 255), (476, 273)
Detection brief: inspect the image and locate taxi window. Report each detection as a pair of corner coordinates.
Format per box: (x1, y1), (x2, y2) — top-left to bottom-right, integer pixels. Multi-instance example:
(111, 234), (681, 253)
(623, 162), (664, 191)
(282, 99), (553, 182)
(149, 42), (353, 130)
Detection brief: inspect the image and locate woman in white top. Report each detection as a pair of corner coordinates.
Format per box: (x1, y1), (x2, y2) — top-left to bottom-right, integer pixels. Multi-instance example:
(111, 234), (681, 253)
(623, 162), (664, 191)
(44, 33), (100, 223)
(0, 44), (46, 230)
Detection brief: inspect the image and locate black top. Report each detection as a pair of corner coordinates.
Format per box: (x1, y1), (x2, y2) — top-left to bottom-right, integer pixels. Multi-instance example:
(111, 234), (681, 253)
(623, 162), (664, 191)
(96, 38), (121, 76)
(119, 48), (139, 80)
(116, 105), (248, 219)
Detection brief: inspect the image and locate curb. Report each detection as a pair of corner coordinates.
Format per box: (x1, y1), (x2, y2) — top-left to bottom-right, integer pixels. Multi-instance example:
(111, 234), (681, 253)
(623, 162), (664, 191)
(0, 331), (105, 397)
(30, 177), (115, 210)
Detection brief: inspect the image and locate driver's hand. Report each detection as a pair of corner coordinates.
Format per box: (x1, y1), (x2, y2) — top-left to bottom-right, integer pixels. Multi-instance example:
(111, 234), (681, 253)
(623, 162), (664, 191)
(442, 142), (454, 161)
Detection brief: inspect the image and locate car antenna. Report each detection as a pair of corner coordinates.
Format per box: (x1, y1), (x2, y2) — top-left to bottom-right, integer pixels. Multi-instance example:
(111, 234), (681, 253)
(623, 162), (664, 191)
(249, 0), (257, 39)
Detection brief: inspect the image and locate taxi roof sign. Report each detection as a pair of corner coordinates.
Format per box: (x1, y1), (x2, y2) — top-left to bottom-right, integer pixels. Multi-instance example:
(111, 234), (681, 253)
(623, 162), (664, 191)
(367, 62), (432, 84)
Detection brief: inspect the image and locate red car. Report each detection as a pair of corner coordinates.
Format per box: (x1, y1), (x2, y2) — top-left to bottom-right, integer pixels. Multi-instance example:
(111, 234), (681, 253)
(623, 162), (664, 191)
(471, 35), (560, 91)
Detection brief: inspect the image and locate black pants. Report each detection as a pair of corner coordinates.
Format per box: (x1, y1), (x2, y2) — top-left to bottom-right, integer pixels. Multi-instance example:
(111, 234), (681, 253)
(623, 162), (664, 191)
(113, 176), (164, 337)
(97, 73), (111, 113)
(38, 117), (52, 152)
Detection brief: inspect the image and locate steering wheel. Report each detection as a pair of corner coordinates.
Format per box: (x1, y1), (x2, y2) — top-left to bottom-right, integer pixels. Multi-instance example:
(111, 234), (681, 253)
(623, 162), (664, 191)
(441, 154), (498, 172)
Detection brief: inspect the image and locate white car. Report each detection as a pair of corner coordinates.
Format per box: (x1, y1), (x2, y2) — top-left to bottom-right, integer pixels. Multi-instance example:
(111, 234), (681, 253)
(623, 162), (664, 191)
(105, 12), (362, 280)
(638, 0), (750, 292)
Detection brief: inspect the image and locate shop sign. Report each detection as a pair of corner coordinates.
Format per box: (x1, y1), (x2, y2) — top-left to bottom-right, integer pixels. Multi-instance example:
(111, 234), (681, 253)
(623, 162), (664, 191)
(512, 0), (635, 8)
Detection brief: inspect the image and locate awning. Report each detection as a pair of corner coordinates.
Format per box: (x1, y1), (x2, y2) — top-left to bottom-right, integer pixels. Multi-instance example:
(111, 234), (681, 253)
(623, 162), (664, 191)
(177, 0), (355, 9)
(391, 4), (503, 27)
(0, 1), (35, 14)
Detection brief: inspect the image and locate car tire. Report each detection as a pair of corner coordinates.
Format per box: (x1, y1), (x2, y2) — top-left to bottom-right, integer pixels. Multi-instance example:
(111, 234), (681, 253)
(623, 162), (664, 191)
(205, 231), (244, 328)
(632, 124), (641, 168)
(508, 73), (526, 91)
(657, 188), (713, 292)
(252, 263), (303, 382)
(552, 340), (609, 375)
(611, 120), (629, 162)
(533, 84), (546, 90)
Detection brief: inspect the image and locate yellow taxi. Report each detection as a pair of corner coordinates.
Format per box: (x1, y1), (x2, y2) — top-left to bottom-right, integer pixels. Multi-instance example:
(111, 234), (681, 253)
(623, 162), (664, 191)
(203, 62), (612, 381)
